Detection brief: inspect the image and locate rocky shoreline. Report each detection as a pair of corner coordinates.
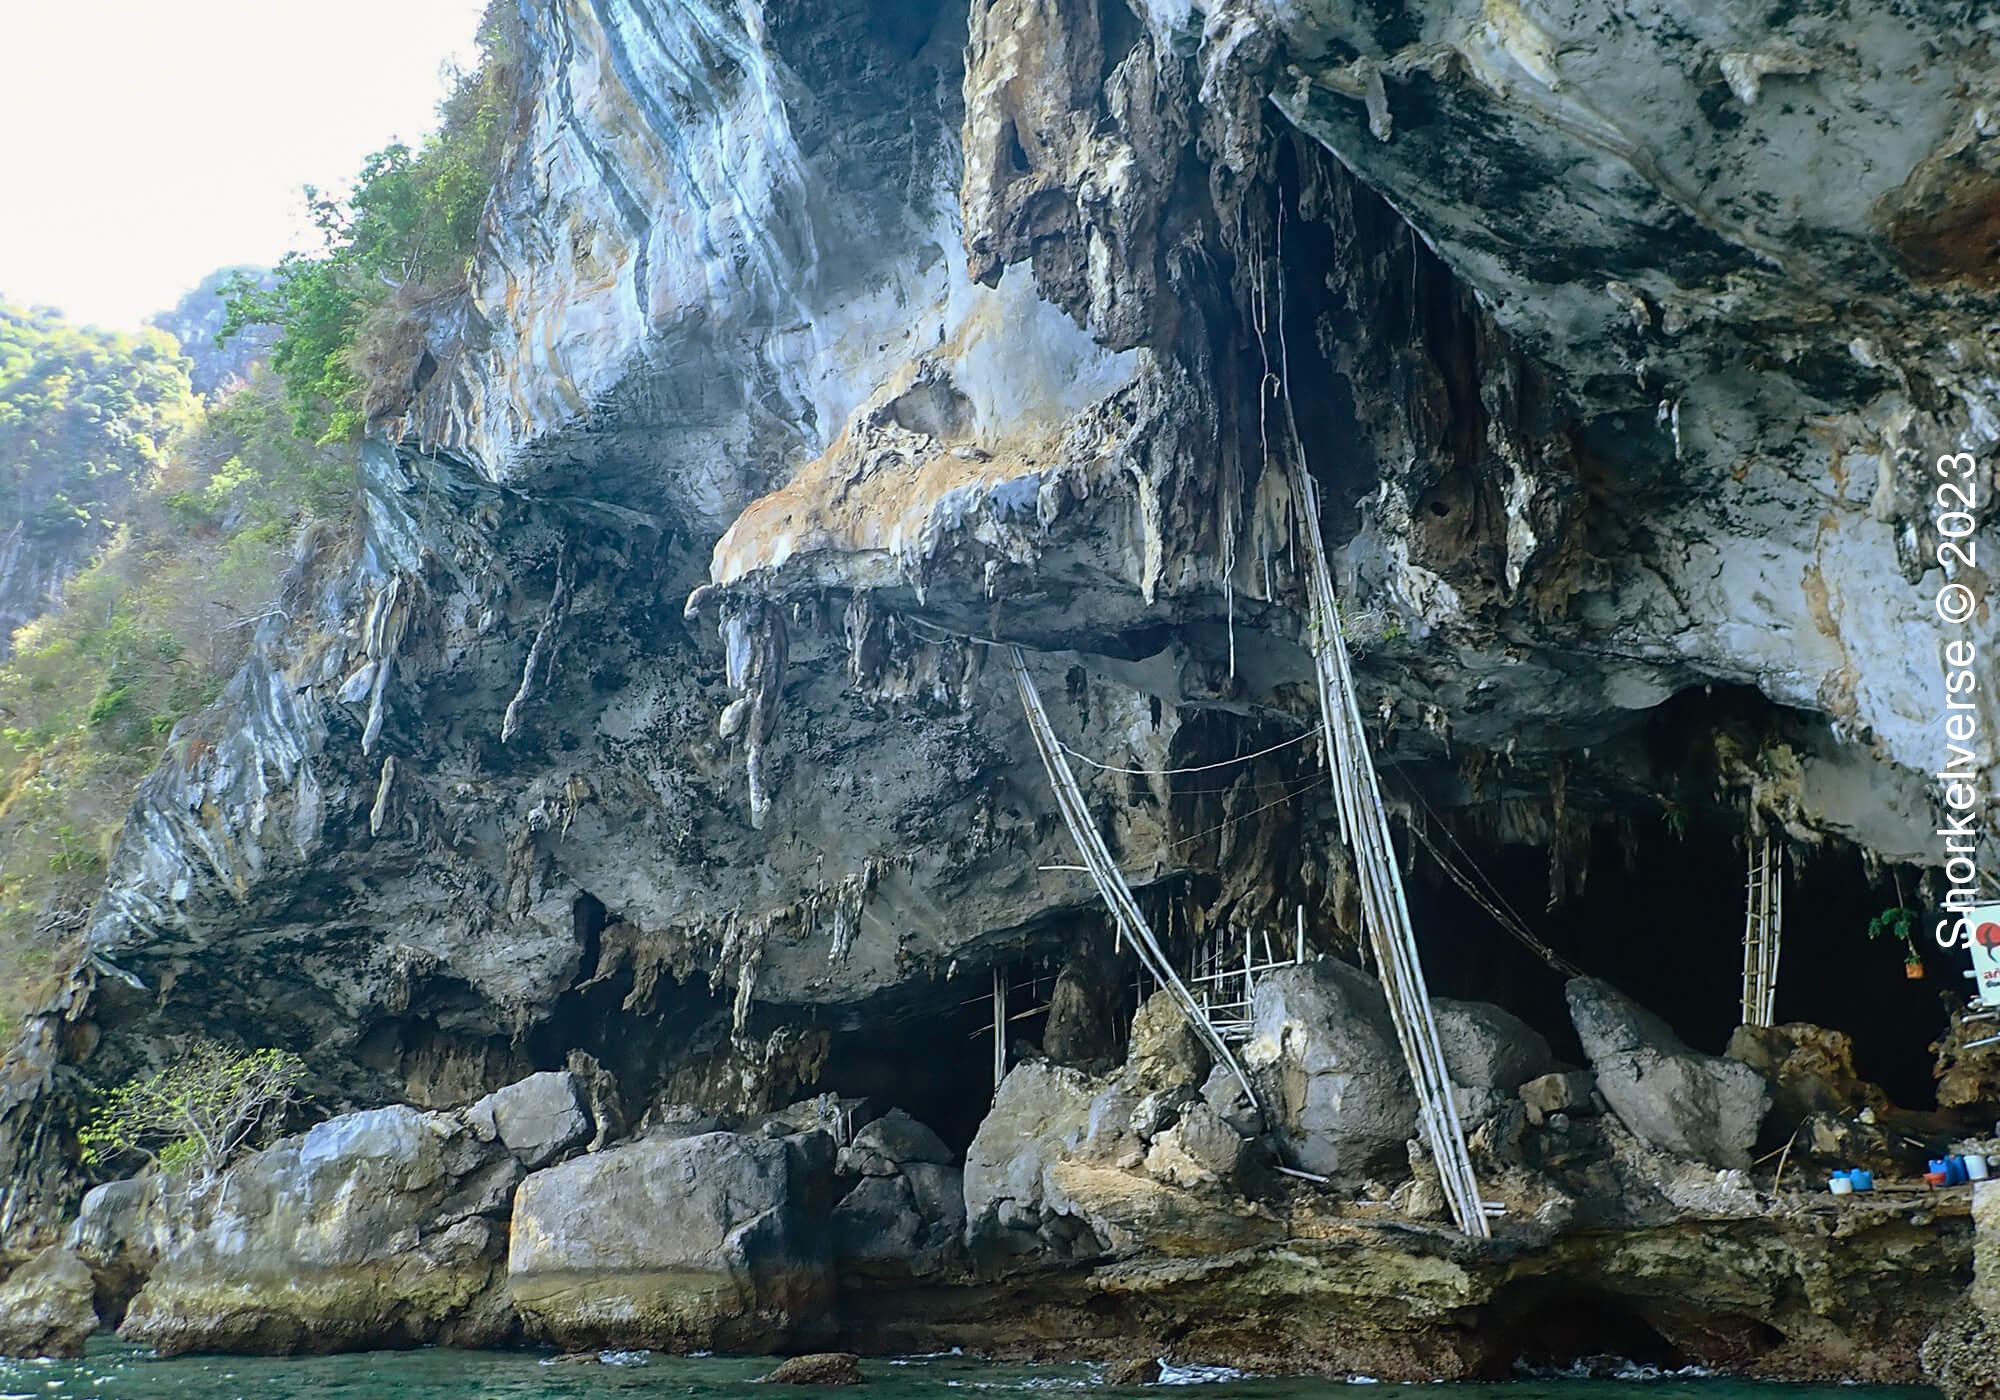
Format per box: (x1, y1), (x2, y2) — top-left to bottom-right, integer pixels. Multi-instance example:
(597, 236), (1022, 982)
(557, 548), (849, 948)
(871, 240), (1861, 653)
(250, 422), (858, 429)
(0, 969), (1987, 1387)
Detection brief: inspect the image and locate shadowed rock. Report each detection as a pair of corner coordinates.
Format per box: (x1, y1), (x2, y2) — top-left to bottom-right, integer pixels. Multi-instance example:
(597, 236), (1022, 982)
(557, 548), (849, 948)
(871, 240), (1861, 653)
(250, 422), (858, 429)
(507, 1129), (836, 1352)
(0, 1247), (97, 1358)
(1566, 978), (1770, 1170)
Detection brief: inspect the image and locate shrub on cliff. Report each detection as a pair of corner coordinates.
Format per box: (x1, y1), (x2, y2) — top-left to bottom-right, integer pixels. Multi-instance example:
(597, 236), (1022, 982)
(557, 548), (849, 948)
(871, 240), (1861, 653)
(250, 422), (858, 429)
(0, 368), (350, 1035)
(221, 1), (524, 443)
(78, 1042), (306, 1185)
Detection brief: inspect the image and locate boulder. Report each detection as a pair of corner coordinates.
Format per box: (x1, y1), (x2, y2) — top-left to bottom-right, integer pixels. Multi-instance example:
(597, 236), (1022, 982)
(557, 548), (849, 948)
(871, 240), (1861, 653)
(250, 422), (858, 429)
(1726, 1022), (1891, 1127)
(1566, 978), (1770, 1170)
(1519, 1070), (1598, 1123)
(1200, 1063), (1262, 1138)
(1130, 1085), (1200, 1141)
(1107, 1357), (1164, 1384)
(507, 1129), (836, 1351)
(1242, 960), (1417, 1182)
(471, 1070), (592, 1169)
(832, 1160), (964, 1280)
(0, 1247), (97, 1358)
(964, 1061), (1102, 1247)
(838, 1107), (952, 1177)
(761, 1352), (864, 1384)
(119, 1103), (521, 1356)
(64, 1176), (159, 1323)
(1126, 991), (1210, 1092)
(1143, 1101), (1245, 1191)
(1435, 1000), (1557, 1090)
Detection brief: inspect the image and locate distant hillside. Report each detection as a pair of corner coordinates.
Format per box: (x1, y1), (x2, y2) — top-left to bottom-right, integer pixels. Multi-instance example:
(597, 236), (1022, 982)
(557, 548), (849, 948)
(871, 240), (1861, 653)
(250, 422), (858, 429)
(0, 303), (196, 654)
(150, 267), (278, 397)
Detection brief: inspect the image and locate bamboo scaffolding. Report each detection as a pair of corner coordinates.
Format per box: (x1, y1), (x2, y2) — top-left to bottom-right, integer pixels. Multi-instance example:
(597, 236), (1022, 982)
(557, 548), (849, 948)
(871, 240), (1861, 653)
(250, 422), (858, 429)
(1289, 463), (1489, 1240)
(1010, 647), (1264, 1113)
(1740, 820), (1783, 1028)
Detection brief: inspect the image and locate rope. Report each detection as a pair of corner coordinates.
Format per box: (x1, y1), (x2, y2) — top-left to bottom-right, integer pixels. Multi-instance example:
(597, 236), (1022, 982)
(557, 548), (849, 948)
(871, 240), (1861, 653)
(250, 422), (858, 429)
(1167, 773), (1330, 850)
(1010, 646), (1265, 1117)
(1404, 819), (1585, 978)
(1058, 727), (1318, 776)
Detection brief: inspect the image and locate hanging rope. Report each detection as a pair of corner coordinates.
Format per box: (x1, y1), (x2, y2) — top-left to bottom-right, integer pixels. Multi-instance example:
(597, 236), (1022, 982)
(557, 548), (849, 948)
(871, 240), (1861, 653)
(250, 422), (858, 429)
(1404, 819), (1586, 979)
(1057, 727), (1319, 776)
(1009, 647), (1265, 1116)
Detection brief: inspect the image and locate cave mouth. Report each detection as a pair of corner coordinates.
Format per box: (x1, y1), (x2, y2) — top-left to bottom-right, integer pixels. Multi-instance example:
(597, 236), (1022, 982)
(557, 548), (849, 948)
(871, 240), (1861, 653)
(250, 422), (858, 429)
(1404, 803), (1949, 1110)
(1495, 1289), (1693, 1377)
(809, 966), (1024, 1156)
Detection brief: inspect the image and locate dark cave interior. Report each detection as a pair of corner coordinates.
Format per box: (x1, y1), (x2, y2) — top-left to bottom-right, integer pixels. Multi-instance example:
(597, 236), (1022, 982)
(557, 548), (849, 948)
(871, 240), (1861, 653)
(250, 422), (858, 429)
(1405, 812), (1951, 1109)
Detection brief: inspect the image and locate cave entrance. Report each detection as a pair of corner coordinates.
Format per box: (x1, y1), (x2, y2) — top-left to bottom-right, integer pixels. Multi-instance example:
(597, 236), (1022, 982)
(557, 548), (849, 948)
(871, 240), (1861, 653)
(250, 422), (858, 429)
(809, 967), (1017, 1157)
(1494, 1288), (1692, 1375)
(1403, 810), (1949, 1109)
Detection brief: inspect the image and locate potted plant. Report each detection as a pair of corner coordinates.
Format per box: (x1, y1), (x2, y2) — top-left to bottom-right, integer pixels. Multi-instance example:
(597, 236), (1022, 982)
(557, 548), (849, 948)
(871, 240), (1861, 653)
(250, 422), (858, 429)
(1868, 906), (1924, 979)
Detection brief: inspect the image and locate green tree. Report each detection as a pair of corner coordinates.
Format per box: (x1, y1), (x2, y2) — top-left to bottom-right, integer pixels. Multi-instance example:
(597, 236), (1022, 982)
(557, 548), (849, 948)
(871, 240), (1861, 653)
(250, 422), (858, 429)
(78, 1042), (306, 1184)
(222, 2), (522, 442)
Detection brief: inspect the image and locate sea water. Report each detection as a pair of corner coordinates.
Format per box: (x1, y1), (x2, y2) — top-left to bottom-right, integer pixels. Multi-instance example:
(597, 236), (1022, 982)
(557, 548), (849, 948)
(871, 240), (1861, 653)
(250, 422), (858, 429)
(0, 1341), (1944, 1400)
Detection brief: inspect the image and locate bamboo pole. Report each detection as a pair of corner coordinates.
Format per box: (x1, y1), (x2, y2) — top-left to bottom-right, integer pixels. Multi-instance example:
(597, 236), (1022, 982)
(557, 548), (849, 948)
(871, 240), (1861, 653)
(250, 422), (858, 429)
(1010, 648), (1264, 1114)
(1289, 463), (1489, 1239)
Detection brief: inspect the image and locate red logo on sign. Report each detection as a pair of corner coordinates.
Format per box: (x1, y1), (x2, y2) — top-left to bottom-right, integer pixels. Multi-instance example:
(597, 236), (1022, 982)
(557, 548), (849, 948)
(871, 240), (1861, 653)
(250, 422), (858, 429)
(1977, 922), (2000, 950)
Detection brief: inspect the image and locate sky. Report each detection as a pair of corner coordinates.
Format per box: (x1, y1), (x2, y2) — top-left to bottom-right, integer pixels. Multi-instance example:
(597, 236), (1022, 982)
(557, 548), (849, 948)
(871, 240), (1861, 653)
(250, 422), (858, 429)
(0, 0), (490, 331)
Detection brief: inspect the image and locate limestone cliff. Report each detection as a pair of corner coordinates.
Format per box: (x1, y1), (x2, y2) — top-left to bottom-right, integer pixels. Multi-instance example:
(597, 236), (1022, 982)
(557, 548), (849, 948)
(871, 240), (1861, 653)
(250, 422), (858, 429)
(3, 0), (1996, 1259)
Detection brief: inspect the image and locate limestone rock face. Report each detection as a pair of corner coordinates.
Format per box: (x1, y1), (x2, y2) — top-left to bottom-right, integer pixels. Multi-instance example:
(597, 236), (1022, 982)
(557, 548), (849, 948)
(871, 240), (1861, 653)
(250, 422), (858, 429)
(119, 1104), (520, 1356)
(1567, 978), (1771, 1169)
(0, 0), (1991, 1286)
(506, 1129), (836, 1352)
(1244, 961), (1417, 1182)
(0, 1247), (97, 1358)
(1925, 1180), (2000, 1400)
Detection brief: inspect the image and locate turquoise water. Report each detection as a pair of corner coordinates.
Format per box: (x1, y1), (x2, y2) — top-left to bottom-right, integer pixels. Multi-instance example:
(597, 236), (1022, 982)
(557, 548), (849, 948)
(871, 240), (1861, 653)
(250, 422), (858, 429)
(0, 1342), (1944, 1400)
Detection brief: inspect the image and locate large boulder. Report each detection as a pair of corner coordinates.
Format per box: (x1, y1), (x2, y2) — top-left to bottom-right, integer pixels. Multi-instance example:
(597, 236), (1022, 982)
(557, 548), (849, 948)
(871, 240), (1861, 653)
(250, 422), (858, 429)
(838, 1107), (952, 1177)
(963, 1062), (1102, 1251)
(1435, 1000), (1558, 1090)
(0, 1246), (97, 1358)
(833, 1162), (966, 1279)
(1126, 992), (1211, 1093)
(119, 1103), (521, 1356)
(64, 1176), (159, 1324)
(469, 1070), (592, 1169)
(507, 1129), (836, 1351)
(1725, 1022), (1891, 1127)
(833, 1109), (963, 1279)
(1242, 960), (1417, 1181)
(1566, 978), (1770, 1170)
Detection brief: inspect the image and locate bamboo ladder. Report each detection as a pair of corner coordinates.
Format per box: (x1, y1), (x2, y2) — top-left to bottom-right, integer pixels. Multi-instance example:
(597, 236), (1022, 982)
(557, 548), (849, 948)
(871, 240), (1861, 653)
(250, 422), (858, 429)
(1008, 647), (1264, 1114)
(1289, 462), (1491, 1238)
(1740, 817), (1784, 1028)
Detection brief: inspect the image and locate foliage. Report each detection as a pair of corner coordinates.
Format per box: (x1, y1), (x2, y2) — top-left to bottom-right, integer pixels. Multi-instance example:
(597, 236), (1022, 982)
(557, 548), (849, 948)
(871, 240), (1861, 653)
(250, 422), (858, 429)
(0, 303), (194, 543)
(1867, 906), (1922, 961)
(77, 1042), (306, 1183)
(222, 2), (522, 442)
(0, 363), (350, 1029)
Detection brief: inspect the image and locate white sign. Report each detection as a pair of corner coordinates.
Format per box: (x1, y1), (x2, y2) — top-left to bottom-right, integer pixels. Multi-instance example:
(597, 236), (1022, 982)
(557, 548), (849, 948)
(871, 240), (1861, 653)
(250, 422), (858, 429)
(1967, 903), (2000, 1007)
